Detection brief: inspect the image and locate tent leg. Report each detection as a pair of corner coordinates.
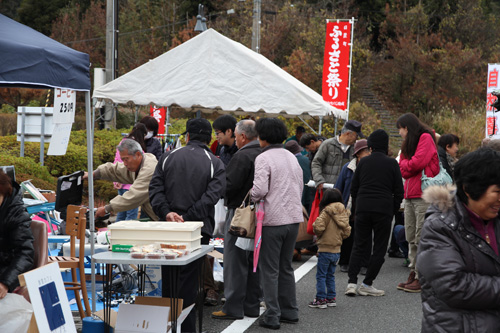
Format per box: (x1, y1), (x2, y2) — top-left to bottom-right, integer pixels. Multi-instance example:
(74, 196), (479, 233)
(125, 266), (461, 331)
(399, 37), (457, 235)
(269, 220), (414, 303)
(298, 116), (318, 135)
(87, 92), (96, 314)
(334, 117), (338, 136)
(318, 116), (323, 136)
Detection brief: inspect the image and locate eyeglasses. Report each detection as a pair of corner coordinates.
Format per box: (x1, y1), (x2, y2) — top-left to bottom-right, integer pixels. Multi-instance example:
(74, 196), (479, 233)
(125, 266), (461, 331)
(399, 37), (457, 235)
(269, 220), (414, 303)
(215, 130), (224, 136)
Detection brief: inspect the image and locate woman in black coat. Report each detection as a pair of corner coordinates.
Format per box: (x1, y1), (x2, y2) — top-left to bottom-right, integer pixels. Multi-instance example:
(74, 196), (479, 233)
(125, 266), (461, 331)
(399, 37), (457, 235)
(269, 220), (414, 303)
(419, 148), (500, 332)
(0, 170), (34, 299)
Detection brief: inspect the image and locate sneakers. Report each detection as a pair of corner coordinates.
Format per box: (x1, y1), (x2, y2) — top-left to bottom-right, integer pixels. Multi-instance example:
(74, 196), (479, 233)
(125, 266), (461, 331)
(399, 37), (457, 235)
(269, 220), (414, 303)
(357, 283), (385, 296)
(397, 271), (416, 290)
(204, 289), (219, 306)
(340, 265), (349, 272)
(345, 283), (357, 296)
(403, 278), (421, 293)
(211, 310), (243, 320)
(308, 298), (327, 309)
(293, 249), (302, 261)
(326, 298), (336, 307)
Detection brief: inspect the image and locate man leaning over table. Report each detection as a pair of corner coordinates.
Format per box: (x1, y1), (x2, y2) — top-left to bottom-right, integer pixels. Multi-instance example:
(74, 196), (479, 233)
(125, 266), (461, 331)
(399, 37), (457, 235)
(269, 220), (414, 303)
(83, 138), (159, 221)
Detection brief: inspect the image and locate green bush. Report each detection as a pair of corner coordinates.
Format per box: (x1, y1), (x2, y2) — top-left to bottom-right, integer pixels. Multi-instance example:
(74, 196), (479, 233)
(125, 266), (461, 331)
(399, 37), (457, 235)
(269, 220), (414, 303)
(0, 154), (56, 189)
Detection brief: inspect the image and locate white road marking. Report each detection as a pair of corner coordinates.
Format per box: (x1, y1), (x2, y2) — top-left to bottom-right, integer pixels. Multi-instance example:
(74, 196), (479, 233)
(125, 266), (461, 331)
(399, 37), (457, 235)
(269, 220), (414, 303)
(221, 255), (318, 333)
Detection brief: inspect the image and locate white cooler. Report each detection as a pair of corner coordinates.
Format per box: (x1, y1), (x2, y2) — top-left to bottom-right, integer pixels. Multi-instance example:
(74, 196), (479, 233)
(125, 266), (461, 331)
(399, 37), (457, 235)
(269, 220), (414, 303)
(108, 221), (204, 251)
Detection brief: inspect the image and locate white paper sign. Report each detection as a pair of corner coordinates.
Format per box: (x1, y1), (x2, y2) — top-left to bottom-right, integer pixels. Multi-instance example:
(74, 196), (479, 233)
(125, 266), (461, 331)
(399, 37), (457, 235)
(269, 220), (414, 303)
(48, 123), (72, 155)
(53, 88), (76, 124)
(22, 262), (76, 333)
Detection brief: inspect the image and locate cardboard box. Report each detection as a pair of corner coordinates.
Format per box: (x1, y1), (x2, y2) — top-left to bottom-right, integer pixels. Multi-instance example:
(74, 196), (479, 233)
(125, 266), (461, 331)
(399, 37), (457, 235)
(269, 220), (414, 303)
(99, 297), (193, 333)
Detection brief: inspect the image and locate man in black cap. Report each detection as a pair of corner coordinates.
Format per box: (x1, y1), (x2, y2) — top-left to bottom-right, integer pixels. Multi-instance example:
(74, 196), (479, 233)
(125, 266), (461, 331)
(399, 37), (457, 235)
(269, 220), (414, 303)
(149, 118), (226, 332)
(311, 119), (364, 190)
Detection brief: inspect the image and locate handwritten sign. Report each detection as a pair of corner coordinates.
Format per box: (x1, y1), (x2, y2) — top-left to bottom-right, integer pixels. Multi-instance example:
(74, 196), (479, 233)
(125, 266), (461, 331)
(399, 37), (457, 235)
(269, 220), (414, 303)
(47, 123), (72, 155)
(53, 89), (76, 124)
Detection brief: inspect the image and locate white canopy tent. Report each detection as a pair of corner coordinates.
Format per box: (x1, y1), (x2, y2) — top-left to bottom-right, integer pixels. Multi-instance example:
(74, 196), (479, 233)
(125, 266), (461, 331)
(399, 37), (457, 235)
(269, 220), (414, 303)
(93, 28), (346, 122)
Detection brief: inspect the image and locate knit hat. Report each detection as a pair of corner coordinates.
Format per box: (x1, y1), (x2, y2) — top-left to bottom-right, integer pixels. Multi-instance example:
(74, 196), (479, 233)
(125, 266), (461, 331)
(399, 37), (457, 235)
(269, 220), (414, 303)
(285, 140), (303, 155)
(353, 139), (368, 156)
(367, 129), (389, 153)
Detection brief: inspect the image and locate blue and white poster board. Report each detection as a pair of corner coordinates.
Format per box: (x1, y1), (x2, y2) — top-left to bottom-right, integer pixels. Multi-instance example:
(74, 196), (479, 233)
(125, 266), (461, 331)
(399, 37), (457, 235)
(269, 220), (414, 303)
(21, 262), (76, 333)
(48, 88), (76, 156)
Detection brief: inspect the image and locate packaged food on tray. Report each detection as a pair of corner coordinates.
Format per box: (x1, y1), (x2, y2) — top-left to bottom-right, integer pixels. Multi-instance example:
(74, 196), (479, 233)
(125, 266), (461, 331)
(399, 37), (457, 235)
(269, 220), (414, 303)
(163, 251), (179, 260)
(159, 243), (187, 249)
(131, 252), (146, 259)
(145, 252), (163, 259)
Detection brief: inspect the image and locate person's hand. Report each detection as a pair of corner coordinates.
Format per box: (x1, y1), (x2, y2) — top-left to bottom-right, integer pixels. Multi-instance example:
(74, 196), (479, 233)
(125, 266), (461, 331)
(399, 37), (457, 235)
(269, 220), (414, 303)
(317, 183), (324, 191)
(0, 282), (8, 299)
(83, 171), (89, 180)
(166, 212), (184, 223)
(95, 206), (107, 218)
(113, 182), (122, 190)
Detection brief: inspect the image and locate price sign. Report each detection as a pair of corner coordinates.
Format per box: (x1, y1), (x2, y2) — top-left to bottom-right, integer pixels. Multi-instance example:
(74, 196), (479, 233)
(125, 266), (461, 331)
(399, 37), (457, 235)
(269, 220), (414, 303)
(53, 88), (76, 124)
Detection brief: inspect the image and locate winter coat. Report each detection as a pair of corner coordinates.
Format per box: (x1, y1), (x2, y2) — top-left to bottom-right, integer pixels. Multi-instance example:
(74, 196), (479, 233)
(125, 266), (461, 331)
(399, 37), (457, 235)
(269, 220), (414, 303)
(351, 151), (404, 216)
(251, 145), (303, 226)
(334, 158), (356, 207)
(225, 140), (261, 209)
(0, 182), (34, 292)
(399, 133), (439, 199)
(313, 202), (351, 253)
(311, 137), (353, 186)
(145, 137), (163, 161)
(418, 185), (500, 333)
(219, 142), (238, 166)
(96, 153), (159, 220)
(149, 140), (226, 237)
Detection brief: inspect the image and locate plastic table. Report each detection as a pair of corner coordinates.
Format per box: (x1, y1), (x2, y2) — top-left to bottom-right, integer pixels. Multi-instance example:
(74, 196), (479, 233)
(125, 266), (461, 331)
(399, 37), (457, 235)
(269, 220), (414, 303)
(93, 244), (213, 332)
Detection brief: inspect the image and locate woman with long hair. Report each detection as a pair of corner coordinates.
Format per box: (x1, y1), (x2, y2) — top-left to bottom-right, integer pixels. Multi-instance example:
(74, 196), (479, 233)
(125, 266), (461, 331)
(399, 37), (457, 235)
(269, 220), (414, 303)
(396, 113), (439, 293)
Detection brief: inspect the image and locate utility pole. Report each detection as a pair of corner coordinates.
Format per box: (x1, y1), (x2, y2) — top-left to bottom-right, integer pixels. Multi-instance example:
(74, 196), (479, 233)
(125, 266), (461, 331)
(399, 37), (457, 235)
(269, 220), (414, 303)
(105, 0), (118, 129)
(251, 0), (261, 53)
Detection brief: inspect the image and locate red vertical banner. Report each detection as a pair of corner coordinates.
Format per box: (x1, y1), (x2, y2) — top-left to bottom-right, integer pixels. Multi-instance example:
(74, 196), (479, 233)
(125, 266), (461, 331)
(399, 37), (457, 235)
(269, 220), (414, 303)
(486, 64), (500, 139)
(322, 21), (352, 110)
(150, 105), (166, 135)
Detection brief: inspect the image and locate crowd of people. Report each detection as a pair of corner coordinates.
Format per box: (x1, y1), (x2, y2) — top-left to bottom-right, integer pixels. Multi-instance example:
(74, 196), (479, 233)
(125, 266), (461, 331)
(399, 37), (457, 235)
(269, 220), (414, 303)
(3, 111), (500, 332)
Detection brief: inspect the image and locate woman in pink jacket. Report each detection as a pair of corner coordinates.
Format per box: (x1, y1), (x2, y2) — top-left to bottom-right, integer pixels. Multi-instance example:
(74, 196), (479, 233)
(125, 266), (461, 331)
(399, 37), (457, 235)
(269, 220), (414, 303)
(396, 113), (439, 293)
(251, 118), (303, 330)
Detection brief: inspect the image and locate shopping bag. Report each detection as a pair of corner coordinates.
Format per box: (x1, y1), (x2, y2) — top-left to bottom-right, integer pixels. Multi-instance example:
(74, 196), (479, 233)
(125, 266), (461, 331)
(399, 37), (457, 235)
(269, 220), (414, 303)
(213, 198), (226, 237)
(307, 190), (323, 235)
(0, 293), (33, 333)
(296, 206), (314, 246)
(228, 190), (256, 238)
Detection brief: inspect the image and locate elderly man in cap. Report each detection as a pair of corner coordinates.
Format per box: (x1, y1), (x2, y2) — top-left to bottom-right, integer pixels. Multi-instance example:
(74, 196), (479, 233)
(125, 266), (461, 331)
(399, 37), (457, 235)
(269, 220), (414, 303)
(311, 120), (364, 190)
(149, 118), (226, 332)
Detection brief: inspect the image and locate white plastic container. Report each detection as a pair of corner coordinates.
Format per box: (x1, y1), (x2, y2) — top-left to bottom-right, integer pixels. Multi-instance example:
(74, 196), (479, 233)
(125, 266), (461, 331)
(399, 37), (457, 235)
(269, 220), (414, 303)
(108, 221), (204, 250)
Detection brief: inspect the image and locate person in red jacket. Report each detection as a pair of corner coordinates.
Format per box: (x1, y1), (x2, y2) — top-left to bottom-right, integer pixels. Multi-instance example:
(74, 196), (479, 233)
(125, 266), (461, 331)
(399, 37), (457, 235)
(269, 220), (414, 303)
(396, 113), (439, 293)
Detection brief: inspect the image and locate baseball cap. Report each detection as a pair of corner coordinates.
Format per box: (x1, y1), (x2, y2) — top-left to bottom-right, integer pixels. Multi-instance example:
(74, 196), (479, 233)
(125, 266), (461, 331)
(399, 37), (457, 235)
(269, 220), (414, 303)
(344, 120), (365, 138)
(182, 118), (213, 136)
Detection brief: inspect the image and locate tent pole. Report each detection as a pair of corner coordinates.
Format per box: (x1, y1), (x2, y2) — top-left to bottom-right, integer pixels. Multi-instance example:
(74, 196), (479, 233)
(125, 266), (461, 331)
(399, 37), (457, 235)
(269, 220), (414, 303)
(334, 117), (338, 136)
(87, 92), (96, 314)
(318, 116), (323, 136)
(298, 116), (318, 135)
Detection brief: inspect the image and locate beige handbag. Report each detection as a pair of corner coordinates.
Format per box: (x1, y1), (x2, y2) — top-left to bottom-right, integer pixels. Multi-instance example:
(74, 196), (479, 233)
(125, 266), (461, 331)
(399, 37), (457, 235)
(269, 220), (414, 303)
(228, 191), (256, 238)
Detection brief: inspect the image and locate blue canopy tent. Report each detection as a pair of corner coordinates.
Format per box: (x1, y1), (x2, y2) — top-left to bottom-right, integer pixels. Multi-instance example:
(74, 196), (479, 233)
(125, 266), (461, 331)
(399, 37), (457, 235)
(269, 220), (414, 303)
(0, 13), (98, 313)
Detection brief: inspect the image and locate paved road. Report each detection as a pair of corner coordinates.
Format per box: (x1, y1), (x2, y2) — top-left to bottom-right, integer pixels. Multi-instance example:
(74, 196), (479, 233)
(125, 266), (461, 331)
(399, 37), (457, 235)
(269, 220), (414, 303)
(202, 253), (422, 332)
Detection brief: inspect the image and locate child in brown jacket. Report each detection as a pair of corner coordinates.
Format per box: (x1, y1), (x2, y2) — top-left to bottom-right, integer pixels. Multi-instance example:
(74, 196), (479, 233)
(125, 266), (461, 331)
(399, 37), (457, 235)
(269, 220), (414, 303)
(309, 188), (351, 308)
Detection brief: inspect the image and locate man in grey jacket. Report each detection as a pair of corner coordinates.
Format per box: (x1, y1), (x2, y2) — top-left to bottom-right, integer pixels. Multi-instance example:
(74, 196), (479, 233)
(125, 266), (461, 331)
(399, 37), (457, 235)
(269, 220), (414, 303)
(311, 120), (364, 190)
(212, 119), (262, 320)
